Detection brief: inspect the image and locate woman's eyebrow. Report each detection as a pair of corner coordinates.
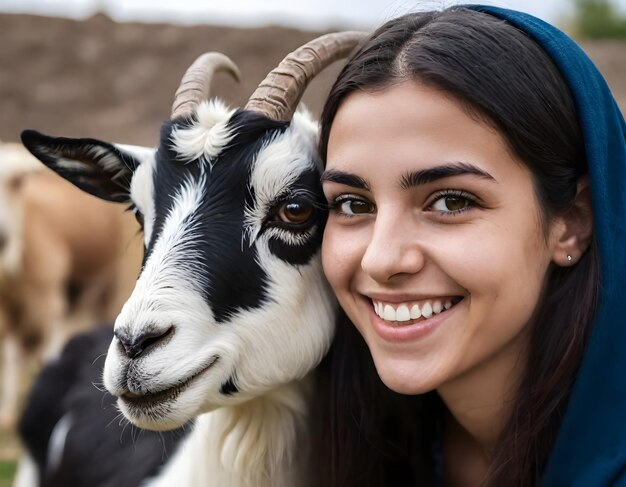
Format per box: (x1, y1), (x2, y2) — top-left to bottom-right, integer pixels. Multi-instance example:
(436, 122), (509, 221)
(320, 169), (370, 191)
(399, 162), (496, 189)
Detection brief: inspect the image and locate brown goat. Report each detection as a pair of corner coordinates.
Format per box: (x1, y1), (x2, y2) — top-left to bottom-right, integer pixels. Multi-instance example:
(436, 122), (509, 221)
(0, 142), (142, 429)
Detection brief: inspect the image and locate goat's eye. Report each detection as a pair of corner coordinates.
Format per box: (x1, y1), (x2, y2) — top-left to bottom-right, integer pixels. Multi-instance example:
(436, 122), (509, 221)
(277, 201), (314, 224)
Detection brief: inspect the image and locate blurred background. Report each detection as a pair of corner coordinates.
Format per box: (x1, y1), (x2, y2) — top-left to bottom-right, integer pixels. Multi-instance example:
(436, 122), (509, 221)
(1, 0), (625, 146)
(0, 0), (625, 485)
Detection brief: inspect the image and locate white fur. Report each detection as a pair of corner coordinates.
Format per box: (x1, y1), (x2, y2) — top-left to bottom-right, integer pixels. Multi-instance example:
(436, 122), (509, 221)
(128, 151), (157, 246)
(144, 381), (310, 487)
(170, 100), (236, 164)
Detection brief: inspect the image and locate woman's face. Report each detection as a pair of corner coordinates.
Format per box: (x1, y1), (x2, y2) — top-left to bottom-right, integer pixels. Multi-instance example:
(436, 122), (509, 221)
(322, 82), (559, 395)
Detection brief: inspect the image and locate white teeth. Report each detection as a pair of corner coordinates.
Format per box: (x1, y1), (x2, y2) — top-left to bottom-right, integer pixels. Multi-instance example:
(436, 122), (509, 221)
(383, 305), (396, 321)
(396, 304), (411, 322)
(373, 298), (455, 322)
(410, 304), (421, 319)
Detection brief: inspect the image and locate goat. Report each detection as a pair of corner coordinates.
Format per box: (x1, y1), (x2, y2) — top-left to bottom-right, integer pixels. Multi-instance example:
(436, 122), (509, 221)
(19, 31), (365, 487)
(0, 143), (141, 430)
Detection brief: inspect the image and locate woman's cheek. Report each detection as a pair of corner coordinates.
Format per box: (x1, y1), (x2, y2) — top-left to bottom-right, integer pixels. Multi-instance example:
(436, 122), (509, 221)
(322, 222), (359, 290)
(321, 224), (343, 289)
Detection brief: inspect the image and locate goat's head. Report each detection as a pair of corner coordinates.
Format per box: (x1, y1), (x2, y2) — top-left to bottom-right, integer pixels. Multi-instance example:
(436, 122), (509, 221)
(21, 32), (364, 430)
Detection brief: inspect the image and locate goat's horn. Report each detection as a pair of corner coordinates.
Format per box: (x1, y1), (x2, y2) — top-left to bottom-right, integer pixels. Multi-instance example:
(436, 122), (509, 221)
(245, 31), (367, 121)
(171, 52), (241, 120)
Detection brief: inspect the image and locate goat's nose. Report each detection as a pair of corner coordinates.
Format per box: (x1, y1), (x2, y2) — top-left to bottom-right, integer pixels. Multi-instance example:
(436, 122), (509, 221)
(114, 327), (174, 359)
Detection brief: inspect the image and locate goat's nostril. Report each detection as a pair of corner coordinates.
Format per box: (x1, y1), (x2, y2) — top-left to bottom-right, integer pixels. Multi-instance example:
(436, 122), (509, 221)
(115, 326), (174, 359)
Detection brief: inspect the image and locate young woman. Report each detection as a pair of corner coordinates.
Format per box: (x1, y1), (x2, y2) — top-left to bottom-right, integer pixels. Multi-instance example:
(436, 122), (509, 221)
(311, 5), (626, 486)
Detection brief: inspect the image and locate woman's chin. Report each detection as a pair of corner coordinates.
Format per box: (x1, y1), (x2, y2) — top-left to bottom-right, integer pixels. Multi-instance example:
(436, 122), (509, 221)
(372, 357), (440, 396)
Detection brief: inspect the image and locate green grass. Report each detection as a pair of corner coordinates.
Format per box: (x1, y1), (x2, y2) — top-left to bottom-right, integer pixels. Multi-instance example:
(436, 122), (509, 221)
(0, 427), (21, 487)
(0, 460), (17, 487)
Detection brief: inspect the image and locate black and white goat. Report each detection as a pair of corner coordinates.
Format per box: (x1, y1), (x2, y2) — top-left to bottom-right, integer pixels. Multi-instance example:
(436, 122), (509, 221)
(19, 31), (365, 487)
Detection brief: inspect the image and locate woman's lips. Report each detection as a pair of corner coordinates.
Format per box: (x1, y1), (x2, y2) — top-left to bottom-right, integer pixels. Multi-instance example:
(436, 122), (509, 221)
(366, 296), (463, 342)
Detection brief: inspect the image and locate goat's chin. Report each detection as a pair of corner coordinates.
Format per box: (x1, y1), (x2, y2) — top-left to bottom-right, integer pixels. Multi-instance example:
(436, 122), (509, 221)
(120, 404), (191, 431)
(118, 397), (198, 431)
(116, 376), (215, 431)
(109, 361), (258, 431)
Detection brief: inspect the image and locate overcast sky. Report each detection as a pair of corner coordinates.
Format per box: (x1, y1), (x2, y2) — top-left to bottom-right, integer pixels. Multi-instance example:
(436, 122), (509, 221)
(1, 0), (626, 30)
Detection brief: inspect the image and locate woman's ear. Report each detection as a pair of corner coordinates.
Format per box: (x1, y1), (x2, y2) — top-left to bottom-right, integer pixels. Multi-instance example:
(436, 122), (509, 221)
(551, 175), (594, 266)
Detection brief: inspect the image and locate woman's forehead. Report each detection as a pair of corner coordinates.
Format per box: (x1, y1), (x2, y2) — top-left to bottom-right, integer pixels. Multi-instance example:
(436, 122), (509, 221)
(326, 82), (523, 182)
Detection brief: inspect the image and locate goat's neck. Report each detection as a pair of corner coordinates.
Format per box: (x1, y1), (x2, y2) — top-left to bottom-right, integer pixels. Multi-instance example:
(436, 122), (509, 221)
(145, 377), (312, 487)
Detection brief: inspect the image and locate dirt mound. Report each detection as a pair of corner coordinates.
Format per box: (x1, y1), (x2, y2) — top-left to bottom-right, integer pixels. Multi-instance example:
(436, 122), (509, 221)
(1, 13), (625, 146)
(1, 13), (343, 146)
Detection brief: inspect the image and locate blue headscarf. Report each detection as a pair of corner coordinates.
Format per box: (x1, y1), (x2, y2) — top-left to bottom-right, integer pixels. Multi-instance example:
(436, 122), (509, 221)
(468, 5), (626, 485)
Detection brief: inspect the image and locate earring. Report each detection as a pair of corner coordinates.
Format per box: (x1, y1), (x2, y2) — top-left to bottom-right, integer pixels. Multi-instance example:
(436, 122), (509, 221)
(567, 255), (573, 262)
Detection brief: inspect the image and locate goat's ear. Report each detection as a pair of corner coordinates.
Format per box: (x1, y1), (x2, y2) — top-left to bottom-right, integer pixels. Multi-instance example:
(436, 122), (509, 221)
(20, 129), (149, 203)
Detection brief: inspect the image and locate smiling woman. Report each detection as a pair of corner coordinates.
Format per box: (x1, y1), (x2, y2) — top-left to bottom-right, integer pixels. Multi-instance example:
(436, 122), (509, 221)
(310, 5), (625, 487)
(323, 81), (564, 402)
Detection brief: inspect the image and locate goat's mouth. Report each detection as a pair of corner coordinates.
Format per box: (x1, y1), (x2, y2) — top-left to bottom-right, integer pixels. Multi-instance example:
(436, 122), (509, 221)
(119, 356), (219, 409)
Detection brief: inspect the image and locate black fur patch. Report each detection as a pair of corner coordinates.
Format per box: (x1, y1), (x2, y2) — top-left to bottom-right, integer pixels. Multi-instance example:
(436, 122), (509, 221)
(220, 375), (239, 396)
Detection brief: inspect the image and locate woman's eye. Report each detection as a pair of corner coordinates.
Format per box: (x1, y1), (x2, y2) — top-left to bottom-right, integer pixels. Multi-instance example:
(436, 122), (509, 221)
(331, 197), (374, 216)
(429, 192), (475, 214)
(276, 201), (314, 224)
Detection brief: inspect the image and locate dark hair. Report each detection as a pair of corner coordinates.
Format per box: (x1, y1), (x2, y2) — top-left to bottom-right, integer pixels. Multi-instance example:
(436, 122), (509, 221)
(312, 7), (600, 486)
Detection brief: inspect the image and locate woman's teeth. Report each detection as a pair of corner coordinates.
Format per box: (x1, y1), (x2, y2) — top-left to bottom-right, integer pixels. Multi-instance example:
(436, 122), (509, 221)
(373, 299), (453, 323)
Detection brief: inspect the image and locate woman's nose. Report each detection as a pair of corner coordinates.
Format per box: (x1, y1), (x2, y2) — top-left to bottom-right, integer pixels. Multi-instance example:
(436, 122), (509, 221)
(360, 213), (425, 282)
